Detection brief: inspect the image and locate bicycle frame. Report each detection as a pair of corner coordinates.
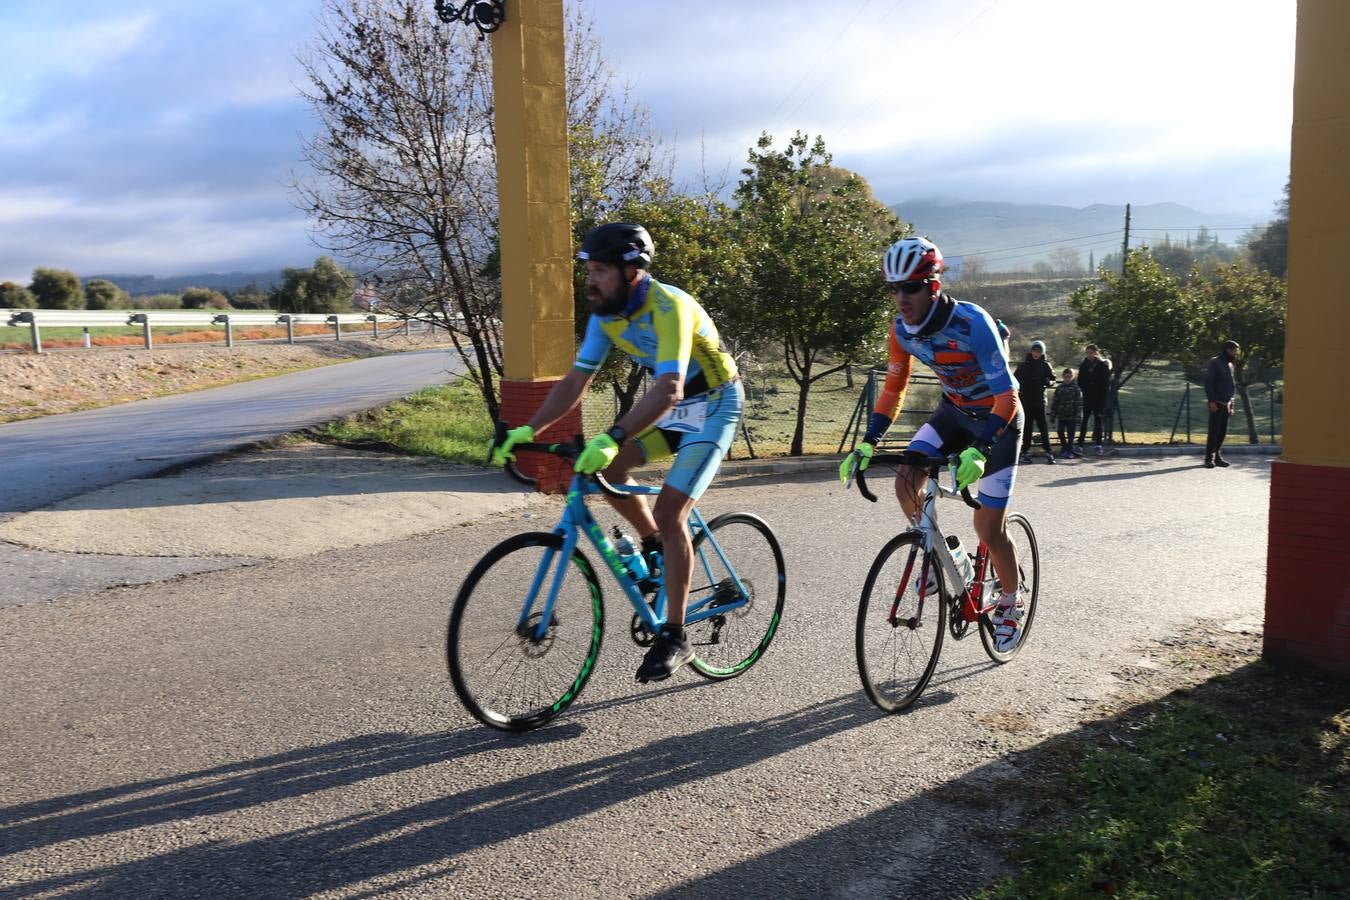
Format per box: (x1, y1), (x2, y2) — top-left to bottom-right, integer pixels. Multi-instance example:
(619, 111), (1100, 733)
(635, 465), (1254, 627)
(892, 465), (1000, 625)
(520, 472), (751, 641)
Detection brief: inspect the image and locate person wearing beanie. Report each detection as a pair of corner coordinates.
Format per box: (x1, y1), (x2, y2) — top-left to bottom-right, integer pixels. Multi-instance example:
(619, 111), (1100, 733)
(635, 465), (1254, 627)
(1203, 339), (1240, 468)
(1015, 340), (1056, 464)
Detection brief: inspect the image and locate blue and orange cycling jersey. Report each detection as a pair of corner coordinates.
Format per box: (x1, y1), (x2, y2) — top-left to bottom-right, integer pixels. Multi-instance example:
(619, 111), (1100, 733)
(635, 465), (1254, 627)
(869, 294), (1020, 444)
(574, 276), (737, 390)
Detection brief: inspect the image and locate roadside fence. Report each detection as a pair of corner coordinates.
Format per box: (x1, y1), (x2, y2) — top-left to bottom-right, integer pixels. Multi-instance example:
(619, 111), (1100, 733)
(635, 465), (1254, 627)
(3, 308), (402, 353)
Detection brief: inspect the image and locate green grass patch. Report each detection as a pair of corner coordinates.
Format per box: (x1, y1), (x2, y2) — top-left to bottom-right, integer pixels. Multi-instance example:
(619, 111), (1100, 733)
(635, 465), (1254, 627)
(313, 378), (494, 465)
(978, 661), (1350, 899)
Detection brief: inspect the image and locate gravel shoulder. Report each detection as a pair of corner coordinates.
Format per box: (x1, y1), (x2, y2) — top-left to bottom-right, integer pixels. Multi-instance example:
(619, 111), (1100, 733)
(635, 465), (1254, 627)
(0, 333), (453, 422)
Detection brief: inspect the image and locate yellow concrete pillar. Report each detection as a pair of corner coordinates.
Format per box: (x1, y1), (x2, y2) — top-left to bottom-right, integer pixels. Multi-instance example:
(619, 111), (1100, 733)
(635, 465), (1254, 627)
(493, 0), (573, 382)
(492, 0), (577, 491)
(1264, 0), (1350, 676)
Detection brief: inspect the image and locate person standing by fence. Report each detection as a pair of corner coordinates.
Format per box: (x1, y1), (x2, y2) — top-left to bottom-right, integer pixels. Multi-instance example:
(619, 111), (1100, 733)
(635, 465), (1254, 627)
(1204, 340), (1240, 469)
(1015, 340), (1056, 464)
(1075, 343), (1111, 455)
(1051, 367), (1083, 458)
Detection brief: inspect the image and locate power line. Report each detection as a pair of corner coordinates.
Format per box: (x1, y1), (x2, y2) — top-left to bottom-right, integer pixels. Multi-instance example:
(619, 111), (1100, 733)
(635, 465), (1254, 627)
(757, 0), (878, 137)
(771, 0), (912, 136)
(946, 229), (1121, 258)
(835, 0), (1006, 139)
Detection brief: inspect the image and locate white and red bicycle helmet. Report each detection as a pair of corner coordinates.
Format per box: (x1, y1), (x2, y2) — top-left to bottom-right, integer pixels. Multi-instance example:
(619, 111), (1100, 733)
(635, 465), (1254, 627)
(882, 236), (943, 283)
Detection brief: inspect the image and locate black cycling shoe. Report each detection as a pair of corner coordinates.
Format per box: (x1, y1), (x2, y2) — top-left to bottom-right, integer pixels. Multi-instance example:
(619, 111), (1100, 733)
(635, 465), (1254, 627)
(636, 627), (693, 683)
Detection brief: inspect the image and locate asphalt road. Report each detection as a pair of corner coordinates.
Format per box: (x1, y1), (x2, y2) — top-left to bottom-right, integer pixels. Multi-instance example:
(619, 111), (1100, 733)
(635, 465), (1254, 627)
(0, 455), (1271, 898)
(0, 348), (460, 515)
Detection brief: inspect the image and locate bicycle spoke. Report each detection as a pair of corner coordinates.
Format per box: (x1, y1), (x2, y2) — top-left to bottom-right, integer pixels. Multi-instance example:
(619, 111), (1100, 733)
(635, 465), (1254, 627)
(857, 535), (945, 713)
(447, 534), (603, 731)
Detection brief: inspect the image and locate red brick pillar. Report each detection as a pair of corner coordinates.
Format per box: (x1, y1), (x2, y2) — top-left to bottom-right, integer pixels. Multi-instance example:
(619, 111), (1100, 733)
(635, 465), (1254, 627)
(499, 378), (581, 494)
(1264, 462), (1350, 677)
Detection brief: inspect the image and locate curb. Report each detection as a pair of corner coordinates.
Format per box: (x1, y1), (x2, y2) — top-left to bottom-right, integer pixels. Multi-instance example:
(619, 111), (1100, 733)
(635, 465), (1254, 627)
(709, 443), (1284, 478)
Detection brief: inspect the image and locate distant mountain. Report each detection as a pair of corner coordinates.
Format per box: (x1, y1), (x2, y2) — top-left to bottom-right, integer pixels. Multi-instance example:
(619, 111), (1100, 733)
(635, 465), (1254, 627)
(83, 270), (286, 296)
(890, 200), (1264, 273)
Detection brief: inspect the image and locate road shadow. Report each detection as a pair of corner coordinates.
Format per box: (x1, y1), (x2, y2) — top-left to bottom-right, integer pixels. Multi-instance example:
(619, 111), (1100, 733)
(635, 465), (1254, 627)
(6, 638), (1344, 898)
(1, 693), (879, 898)
(1043, 456), (1273, 487)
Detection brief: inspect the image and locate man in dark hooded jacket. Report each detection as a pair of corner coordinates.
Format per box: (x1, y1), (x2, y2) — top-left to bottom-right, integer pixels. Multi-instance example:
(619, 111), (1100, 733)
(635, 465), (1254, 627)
(1203, 340), (1240, 468)
(1075, 343), (1112, 454)
(1015, 340), (1056, 463)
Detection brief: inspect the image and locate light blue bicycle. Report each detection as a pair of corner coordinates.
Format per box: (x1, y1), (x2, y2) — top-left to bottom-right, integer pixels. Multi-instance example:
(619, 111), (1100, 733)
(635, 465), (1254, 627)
(447, 436), (786, 732)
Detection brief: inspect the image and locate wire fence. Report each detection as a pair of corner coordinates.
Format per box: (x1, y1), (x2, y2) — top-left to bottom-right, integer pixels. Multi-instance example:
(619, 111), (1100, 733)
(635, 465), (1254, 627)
(582, 357), (1284, 459)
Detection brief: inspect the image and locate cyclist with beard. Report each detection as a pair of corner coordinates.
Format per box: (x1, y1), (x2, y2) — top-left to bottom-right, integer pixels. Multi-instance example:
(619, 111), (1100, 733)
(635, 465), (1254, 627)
(490, 223), (743, 682)
(839, 236), (1029, 651)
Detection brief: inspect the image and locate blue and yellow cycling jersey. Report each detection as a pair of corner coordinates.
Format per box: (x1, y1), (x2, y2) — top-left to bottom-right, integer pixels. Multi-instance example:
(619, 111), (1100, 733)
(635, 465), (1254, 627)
(574, 276), (737, 391)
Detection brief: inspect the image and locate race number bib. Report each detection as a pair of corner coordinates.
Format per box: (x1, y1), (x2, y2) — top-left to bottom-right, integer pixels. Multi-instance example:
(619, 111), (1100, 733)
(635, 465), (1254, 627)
(656, 394), (707, 434)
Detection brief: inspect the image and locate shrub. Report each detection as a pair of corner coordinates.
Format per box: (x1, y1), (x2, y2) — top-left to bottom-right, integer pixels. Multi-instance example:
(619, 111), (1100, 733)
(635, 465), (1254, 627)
(181, 287), (231, 310)
(1, 281), (36, 308)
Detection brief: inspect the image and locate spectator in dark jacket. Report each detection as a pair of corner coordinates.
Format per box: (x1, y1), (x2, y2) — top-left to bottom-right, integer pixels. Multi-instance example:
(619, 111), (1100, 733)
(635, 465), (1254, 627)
(1051, 368), (1083, 458)
(1203, 340), (1240, 468)
(1015, 340), (1056, 463)
(1075, 343), (1112, 454)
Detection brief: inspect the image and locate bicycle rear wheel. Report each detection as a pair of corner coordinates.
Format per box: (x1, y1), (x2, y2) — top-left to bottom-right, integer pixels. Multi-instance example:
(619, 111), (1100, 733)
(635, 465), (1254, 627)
(856, 532), (946, 713)
(447, 532), (604, 731)
(686, 512), (786, 680)
(977, 513), (1039, 663)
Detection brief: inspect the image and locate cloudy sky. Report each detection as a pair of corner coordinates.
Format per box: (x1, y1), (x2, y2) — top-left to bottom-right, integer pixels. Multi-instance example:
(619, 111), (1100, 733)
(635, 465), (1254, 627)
(0, 0), (1296, 284)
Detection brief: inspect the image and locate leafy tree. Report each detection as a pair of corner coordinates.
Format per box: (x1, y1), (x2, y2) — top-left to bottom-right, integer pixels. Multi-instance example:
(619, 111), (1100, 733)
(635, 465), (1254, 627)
(1150, 237), (1195, 279)
(181, 287), (231, 310)
(1069, 249), (1194, 440)
(273, 257), (352, 314)
(733, 132), (907, 455)
(29, 267), (84, 310)
(1245, 180), (1289, 278)
(225, 281), (272, 310)
(0, 281), (36, 308)
(1184, 260), (1286, 443)
(84, 278), (128, 310)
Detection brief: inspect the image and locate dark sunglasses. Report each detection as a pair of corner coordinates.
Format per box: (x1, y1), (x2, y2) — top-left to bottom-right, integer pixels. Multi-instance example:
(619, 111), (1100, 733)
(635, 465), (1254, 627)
(888, 279), (930, 295)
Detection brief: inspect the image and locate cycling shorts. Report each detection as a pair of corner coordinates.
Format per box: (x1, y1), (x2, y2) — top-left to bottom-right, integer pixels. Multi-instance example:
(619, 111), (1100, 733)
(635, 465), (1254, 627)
(636, 380), (743, 500)
(907, 399), (1024, 509)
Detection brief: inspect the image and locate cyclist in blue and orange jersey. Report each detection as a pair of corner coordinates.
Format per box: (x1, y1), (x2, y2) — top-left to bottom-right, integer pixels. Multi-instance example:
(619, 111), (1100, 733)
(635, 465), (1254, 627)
(490, 223), (744, 682)
(838, 236), (1029, 651)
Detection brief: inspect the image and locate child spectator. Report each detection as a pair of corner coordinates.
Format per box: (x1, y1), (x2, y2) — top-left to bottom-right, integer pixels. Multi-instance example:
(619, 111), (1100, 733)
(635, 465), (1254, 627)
(1051, 367), (1083, 458)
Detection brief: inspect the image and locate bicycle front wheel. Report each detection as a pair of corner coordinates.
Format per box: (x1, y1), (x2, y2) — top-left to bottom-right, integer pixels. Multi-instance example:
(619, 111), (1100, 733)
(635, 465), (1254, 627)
(856, 533), (946, 713)
(686, 512), (786, 680)
(978, 513), (1040, 663)
(447, 532), (603, 731)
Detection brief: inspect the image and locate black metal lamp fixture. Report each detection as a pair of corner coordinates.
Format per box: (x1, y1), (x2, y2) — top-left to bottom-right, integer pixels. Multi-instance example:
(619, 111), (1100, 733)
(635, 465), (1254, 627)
(433, 1), (505, 38)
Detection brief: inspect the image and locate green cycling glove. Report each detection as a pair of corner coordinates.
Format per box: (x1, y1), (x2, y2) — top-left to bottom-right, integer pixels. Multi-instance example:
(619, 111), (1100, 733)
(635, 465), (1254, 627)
(490, 424), (534, 466)
(575, 432), (620, 474)
(839, 442), (874, 484)
(956, 445), (987, 491)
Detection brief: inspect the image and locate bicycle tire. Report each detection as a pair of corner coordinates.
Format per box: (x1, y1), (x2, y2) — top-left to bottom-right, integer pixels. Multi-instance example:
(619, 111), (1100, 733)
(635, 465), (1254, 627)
(447, 532), (604, 731)
(856, 532), (947, 713)
(977, 513), (1039, 663)
(686, 512), (786, 681)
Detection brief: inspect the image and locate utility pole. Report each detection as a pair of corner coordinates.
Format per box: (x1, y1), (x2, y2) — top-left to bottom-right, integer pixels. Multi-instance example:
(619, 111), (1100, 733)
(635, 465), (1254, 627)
(1120, 203), (1131, 275)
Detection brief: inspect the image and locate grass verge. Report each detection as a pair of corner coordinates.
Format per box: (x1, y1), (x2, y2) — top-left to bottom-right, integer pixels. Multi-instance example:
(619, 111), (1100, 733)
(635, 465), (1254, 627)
(977, 642), (1350, 898)
(312, 378), (494, 465)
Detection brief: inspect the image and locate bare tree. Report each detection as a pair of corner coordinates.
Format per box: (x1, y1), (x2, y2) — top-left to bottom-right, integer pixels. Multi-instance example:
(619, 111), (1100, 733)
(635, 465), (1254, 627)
(295, 0), (502, 413)
(294, 0), (669, 420)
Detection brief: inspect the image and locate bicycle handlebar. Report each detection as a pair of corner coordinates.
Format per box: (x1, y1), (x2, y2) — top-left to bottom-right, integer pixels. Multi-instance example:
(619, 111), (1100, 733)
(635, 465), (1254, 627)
(852, 450), (981, 510)
(490, 422), (630, 498)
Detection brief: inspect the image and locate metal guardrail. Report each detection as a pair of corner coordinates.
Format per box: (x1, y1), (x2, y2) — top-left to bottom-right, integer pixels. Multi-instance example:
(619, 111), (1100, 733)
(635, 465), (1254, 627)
(2, 308), (400, 352)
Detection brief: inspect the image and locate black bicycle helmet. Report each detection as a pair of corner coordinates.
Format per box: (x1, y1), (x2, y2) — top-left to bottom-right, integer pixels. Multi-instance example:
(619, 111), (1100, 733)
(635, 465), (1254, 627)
(578, 223), (654, 269)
